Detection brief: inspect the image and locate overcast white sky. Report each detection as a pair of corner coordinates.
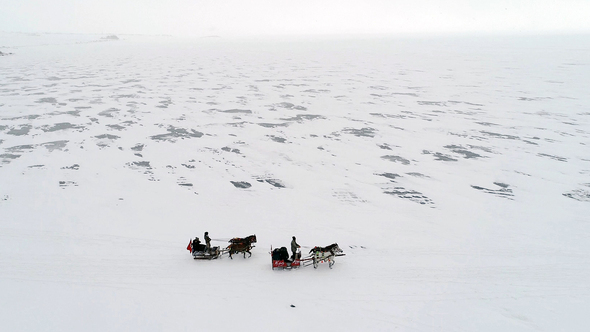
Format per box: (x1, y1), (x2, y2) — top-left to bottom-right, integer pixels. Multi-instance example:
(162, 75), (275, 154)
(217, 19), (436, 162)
(1, 0), (590, 37)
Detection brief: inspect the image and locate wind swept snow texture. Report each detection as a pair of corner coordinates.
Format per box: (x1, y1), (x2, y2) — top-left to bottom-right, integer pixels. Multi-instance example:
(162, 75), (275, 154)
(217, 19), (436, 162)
(1, 33), (590, 332)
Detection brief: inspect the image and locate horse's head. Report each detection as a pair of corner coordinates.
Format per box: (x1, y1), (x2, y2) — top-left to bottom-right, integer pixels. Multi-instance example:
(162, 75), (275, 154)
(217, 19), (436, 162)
(249, 235), (257, 243)
(330, 243), (343, 254)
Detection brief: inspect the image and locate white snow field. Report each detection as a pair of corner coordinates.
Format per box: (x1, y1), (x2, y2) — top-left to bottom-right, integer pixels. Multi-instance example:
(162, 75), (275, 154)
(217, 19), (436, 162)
(1, 32), (590, 331)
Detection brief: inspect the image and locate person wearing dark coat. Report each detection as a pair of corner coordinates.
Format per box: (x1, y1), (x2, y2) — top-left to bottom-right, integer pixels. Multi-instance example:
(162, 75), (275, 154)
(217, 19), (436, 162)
(192, 237), (201, 253)
(204, 232), (211, 252)
(291, 236), (300, 260)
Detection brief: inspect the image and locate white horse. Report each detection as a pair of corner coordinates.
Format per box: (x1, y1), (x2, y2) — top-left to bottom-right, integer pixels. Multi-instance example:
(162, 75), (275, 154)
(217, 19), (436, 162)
(309, 243), (343, 269)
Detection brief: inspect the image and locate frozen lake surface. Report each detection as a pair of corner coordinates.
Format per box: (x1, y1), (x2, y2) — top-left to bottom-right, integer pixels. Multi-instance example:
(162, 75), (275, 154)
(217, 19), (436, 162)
(1, 32), (590, 331)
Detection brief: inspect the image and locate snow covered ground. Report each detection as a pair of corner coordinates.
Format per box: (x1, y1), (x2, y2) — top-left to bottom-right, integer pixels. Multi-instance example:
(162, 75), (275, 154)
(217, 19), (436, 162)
(1, 32), (589, 331)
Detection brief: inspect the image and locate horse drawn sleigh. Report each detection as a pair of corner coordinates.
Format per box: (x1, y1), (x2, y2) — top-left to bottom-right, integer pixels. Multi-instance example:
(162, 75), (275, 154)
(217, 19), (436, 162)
(188, 240), (221, 260)
(271, 243), (344, 270)
(188, 234), (256, 260)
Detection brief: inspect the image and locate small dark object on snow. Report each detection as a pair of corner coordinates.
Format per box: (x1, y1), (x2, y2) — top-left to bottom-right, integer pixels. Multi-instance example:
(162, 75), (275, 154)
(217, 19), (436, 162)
(290, 305), (295, 308)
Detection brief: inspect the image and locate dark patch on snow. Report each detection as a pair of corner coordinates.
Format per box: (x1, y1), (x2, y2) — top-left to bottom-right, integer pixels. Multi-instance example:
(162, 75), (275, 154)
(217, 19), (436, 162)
(36, 97), (58, 104)
(41, 140), (68, 151)
(268, 136), (287, 143)
(384, 187), (434, 205)
(222, 109), (252, 114)
(95, 134), (120, 140)
(258, 122), (289, 128)
(273, 102), (307, 111)
(422, 150), (457, 162)
(378, 143), (392, 150)
(418, 101), (446, 106)
(177, 177), (193, 188)
(257, 178), (285, 188)
(302, 89), (330, 94)
(444, 145), (483, 159)
(563, 189), (590, 202)
(5, 145), (35, 152)
(281, 114), (324, 122)
(1, 153), (20, 162)
(377, 173), (401, 181)
(381, 155), (410, 165)
(131, 144), (144, 152)
(150, 126), (204, 141)
(98, 108), (120, 117)
(342, 127), (376, 138)
(221, 147), (241, 154)
(538, 153), (567, 162)
(333, 190), (366, 204)
(59, 181), (78, 188)
(62, 164), (80, 170)
(231, 181), (252, 189)
(127, 161), (151, 170)
(471, 183), (514, 199)
(476, 122), (498, 127)
(41, 122), (85, 132)
(480, 131), (520, 140)
(6, 125), (32, 136)
(156, 98), (172, 109)
(406, 172), (429, 178)
(107, 124), (126, 131)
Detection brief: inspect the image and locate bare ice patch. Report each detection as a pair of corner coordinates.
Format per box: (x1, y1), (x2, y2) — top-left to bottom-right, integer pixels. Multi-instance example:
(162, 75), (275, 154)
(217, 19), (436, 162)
(268, 135), (287, 143)
(422, 150), (457, 162)
(6, 125), (32, 136)
(381, 155), (411, 165)
(41, 140), (69, 151)
(1, 153), (20, 165)
(150, 126), (204, 141)
(98, 108), (120, 117)
(443, 145), (484, 159)
(41, 122), (85, 132)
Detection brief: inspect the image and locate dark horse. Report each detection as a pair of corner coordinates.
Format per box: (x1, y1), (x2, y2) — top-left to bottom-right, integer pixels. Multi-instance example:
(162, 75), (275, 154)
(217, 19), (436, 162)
(309, 243), (343, 269)
(228, 234), (257, 245)
(227, 235), (257, 259)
